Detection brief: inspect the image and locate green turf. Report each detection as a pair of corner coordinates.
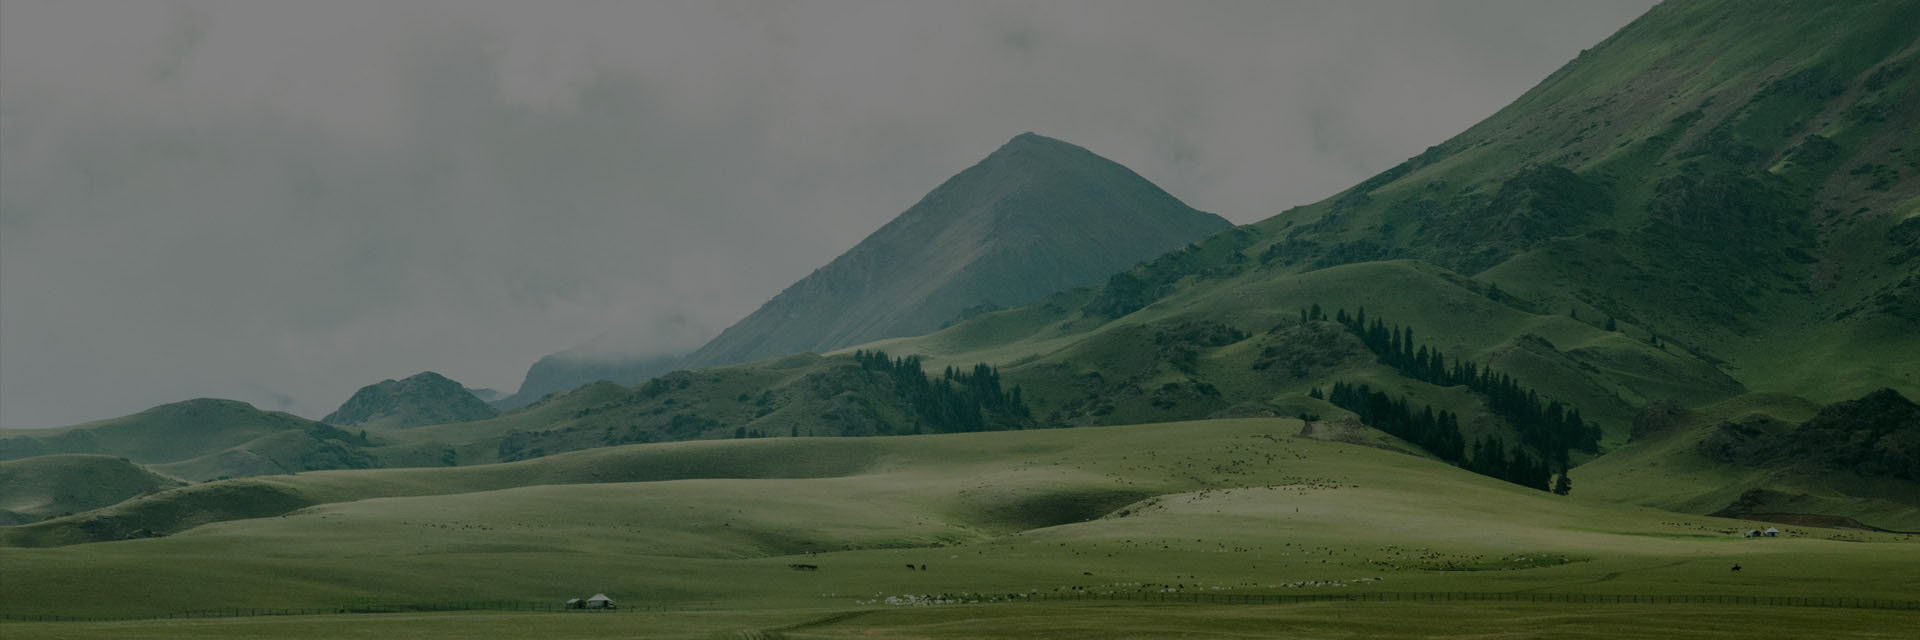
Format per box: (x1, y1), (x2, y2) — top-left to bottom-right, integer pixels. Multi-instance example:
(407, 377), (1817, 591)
(5, 601), (1917, 639)
(4, 419), (1916, 626)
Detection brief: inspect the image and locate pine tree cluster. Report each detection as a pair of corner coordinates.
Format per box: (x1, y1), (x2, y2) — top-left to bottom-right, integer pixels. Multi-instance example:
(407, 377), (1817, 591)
(1324, 306), (1601, 466)
(1321, 380), (1559, 491)
(1321, 381), (1466, 462)
(1299, 304), (1598, 492)
(851, 350), (1032, 433)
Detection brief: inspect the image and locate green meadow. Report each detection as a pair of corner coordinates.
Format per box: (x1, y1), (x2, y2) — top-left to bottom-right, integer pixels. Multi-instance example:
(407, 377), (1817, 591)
(5, 420), (1915, 637)
(8, 602), (1920, 640)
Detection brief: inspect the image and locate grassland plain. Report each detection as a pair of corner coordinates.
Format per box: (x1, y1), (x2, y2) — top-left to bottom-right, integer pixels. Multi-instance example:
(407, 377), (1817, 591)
(3, 420), (1916, 638)
(6, 602), (1920, 640)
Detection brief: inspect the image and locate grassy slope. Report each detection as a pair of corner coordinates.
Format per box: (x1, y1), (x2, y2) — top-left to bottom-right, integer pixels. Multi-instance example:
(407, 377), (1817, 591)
(0, 455), (186, 525)
(1242, 0), (1920, 402)
(0, 399), (322, 463)
(877, 260), (1737, 452)
(1575, 393), (1920, 531)
(0, 399), (396, 482)
(3, 419), (1916, 622)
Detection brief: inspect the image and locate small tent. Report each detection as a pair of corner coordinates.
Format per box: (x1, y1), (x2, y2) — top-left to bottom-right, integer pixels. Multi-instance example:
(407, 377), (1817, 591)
(565, 598), (583, 610)
(586, 593), (615, 610)
(1764, 527), (1780, 537)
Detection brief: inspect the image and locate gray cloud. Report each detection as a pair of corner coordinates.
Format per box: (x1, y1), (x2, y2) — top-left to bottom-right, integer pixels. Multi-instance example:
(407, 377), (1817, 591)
(0, 0), (1655, 428)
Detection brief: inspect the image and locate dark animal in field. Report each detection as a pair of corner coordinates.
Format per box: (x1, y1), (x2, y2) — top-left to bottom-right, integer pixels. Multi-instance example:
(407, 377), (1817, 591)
(1731, 564), (1742, 572)
(906, 564), (917, 570)
(789, 563), (819, 571)
(920, 564), (927, 571)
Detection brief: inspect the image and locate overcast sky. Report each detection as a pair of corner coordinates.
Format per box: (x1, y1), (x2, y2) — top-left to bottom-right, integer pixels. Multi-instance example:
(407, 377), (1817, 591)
(0, 0), (1656, 429)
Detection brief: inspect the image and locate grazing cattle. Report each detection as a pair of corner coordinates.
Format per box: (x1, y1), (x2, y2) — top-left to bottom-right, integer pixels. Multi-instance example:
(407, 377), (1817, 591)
(920, 564), (927, 571)
(906, 564), (917, 570)
(1731, 564), (1742, 572)
(789, 563), (819, 571)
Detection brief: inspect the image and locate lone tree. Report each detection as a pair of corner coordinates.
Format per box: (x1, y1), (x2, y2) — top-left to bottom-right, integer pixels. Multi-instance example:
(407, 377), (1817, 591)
(1553, 470), (1573, 496)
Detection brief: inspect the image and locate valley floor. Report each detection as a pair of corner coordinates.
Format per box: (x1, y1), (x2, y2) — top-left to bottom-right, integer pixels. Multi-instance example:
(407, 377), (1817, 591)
(5, 601), (1919, 639)
(3, 419), (1916, 637)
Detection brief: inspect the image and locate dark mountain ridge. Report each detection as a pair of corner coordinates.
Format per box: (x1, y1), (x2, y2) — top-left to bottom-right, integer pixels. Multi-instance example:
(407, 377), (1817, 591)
(323, 372), (498, 428)
(0, 398), (396, 482)
(491, 351), (680, 411)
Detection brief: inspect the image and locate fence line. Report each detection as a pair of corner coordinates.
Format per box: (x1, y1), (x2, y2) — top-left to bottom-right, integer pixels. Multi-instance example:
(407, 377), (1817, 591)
(2, 591), (1914, 624)
(0, 599), (716, 623)
(1005, 591), (1918, 610)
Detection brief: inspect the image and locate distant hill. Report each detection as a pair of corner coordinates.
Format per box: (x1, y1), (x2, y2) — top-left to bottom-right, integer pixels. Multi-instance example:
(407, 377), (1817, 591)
(323, 372), (498, 428)
(677, 132), (1231, 369)
(464, 387), (510, 404)
(1, 398), (325, 463)
(0, 398), (412, 482)
(490, 351), (680, 411)
(0, 455), (186, 525)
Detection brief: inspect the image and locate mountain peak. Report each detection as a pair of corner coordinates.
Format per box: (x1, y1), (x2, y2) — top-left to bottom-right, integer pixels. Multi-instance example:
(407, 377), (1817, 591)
(1000, 131), (1066, 149)
(679, 134), (1230, 369)
(980, 131), (1103, 168)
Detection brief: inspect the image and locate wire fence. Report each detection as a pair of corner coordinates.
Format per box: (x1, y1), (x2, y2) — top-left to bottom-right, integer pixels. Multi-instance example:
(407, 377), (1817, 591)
(0, 599), (718, 623)
(2, 591), (1914, 624)
(1008, 590), (1920, 610)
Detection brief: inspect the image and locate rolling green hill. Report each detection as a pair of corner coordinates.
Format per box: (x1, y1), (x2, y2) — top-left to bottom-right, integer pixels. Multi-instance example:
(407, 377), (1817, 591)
(1, 399), (334, 464)
(0, 455), (185, 525)
(323, 371), (498, 428)
(352, 351), (1037, 466)
(0, 399), (419, 482)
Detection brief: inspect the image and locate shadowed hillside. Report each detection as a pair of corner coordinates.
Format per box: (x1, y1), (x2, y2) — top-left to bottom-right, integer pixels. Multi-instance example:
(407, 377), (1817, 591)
(323, 371), (498, 428)
(0, 455), (185, 525)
